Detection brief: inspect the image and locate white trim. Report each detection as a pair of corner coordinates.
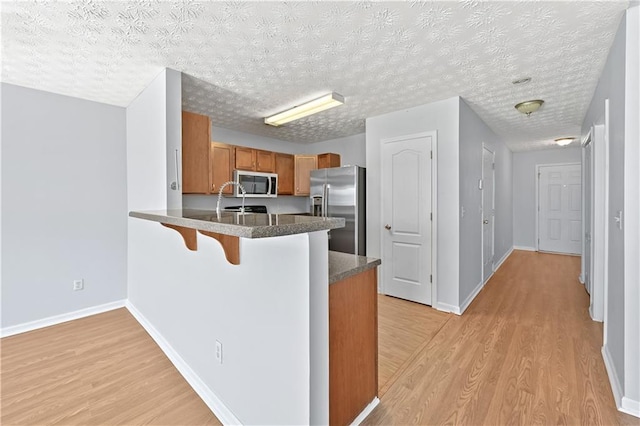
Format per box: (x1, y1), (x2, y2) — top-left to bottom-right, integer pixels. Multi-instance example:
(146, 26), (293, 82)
(513, 245), (536, 252)
(349, 397), (380, 426)
(125, 301), (241, 426)
(436, 302), (461, 315)
(459, 279), (484, 315)
(379, 130), (438, 307)
(592, 124), (606, 322)
(602, 344), (623, 409)
(621, 397), (640, 418)
(603, 99), (611, 346)
(535, 162), (582, 253)
(493, 246), (514, 272)
(0, 300), (126, 338)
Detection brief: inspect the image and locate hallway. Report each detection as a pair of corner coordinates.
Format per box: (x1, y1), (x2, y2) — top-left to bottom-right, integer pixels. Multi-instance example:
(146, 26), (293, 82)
(365, 250), (638, 425)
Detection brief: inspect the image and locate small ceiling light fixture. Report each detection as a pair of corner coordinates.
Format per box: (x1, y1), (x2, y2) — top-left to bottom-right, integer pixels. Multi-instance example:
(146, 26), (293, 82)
(264, 92), (345, 127)
(512, 77), (532, 85)
(555, 137), (575, 146)
(515, 99), (544, 117)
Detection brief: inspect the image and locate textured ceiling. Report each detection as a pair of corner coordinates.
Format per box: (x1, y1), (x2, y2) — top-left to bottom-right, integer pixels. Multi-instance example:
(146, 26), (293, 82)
(1, 1), (629, 151)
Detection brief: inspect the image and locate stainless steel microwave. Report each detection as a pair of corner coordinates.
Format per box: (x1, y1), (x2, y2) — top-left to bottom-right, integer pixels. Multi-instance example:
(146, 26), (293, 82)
(233, 170), (278, 198)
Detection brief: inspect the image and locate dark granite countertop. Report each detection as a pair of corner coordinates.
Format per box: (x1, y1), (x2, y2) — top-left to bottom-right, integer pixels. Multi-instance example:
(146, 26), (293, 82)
(129, 209), (345, 238)
(329, 251), (381, 284)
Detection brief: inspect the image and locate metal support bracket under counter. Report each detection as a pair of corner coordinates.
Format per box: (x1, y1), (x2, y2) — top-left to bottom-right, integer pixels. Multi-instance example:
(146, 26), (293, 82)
(129, 209), (345, 265)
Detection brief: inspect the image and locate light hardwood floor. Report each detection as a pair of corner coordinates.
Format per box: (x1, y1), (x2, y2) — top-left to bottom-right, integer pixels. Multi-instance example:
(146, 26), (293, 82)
(364, 250), (639, 425)
(377, 294), (451, 396)
(1, 308), (221, 426)
(2, 251), (637, 425)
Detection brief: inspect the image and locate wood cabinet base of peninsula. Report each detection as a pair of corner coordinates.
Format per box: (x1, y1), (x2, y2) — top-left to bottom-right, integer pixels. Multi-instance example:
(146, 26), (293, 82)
(329, 268), (378, 425)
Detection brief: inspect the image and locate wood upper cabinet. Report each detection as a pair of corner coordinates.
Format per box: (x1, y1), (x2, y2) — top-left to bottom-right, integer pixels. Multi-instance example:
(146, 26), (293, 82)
(275, 153), (294, 195)
(182, 111), (211, 194)
(294, 155), (318, 196)
(256, 150), (275, 172)
(235, 147), (255, 171)
(317, 153), (341, 169)
(235, 147), (275, 173)
(211, 142), (234, 195)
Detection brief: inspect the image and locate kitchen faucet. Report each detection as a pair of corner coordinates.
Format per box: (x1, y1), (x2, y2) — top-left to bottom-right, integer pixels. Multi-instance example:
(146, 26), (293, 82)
(216, 181), (246, 215)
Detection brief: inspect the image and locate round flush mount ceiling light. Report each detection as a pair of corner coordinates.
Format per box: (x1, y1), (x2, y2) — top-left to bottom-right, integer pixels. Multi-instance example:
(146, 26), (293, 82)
(512, 77), (532, 85)
(515, 99), (544, 116)
(555, 137), (575, 146)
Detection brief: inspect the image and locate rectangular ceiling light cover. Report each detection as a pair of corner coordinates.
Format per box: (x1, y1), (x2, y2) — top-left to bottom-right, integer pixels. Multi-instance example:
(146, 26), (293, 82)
(264, 92), (344, 127)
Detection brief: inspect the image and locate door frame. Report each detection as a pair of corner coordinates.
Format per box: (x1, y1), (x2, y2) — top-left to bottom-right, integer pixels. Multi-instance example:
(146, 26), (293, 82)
(379, 130), (438, 306)
(481, 144), (495, 284)
(581, 130), (593, 287)
(534, 162), (582, 253)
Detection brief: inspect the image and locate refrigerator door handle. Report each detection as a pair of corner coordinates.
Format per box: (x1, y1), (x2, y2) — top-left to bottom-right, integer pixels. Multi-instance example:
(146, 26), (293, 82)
(322, 184), (327, 217)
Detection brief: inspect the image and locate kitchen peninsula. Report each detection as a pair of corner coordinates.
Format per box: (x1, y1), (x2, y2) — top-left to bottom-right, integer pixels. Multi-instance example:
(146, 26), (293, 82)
(128, 209), (380, 425)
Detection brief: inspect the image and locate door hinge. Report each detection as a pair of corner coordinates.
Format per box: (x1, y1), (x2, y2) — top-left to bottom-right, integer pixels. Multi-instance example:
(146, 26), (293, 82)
(492, 163), (495, 170)
(430, 151), (433, 159)
(430, 274), (432, 283)
(430, 212), (432, 221)
(538, 172), (541, 178)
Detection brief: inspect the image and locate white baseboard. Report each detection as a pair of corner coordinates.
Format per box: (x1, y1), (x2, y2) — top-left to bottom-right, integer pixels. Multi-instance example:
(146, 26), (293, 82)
(1, 300), (126, 338)
(602, 344), (623, 408)
(460, 280), (484, 315)
(513, 245), (536, 252)
(436, 302), (461, 315)
(621, 397), (640, 418)
(125, 301), (241, 425)
(493, 247), (514, 272)
(350, 397), (380, 426)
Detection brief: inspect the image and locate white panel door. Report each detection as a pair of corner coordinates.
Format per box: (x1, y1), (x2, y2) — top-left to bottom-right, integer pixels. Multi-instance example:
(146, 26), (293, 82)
(538, 164), (582, 254)
(382, 134), (433, 305)
(482, 147), (495, 283)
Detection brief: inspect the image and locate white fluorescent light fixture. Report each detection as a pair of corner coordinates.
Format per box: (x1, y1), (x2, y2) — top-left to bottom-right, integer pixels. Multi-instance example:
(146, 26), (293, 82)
(264, 92), (344, 127)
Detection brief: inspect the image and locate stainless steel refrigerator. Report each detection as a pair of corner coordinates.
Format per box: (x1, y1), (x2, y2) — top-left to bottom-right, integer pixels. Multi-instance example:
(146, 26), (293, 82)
(310, 165), (366, 256)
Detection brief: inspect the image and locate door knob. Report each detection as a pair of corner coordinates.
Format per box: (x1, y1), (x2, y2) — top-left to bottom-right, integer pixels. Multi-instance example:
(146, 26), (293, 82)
(483, 219), (489, 224)
(384, 224), (391, 230)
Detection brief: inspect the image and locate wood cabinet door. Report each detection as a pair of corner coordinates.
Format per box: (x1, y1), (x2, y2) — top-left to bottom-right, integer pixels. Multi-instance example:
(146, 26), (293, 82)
(317, 153), (341, 169)
(294, 155), (318, 196)
(211, 142), (234, 194)
(182, 111), (211, 194)
(275, 153), (294, 195)
(256, 150), (275, 173)
(235, 147), (256, 170)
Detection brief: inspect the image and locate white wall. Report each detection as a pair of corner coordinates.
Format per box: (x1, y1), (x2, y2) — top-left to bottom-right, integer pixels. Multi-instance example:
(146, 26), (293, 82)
(307, 133), (366, 167)
(512, 147), (582, 249)
(581, 13), (628, 409)
(366, 97), (460, 310)
(166, 70), (183, 209)
(458, 99), (513, 307)
(1, 83), (127, 328)
(128, 70), (328, 424)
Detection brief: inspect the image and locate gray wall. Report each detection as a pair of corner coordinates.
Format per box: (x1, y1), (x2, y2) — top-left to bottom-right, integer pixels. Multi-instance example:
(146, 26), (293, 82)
(1, 83), (127, 328)
(581, 15), (628, 402)
(458, 99), (513, 306)
(366, 97), (461, 311)
(512, 147), (582, 249)
(307, 133), (366, 167)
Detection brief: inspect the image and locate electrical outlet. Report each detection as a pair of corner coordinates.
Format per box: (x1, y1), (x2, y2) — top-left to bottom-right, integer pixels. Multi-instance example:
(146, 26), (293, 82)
(215, 340), (223, 364)
(73, 279), (84, 291)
